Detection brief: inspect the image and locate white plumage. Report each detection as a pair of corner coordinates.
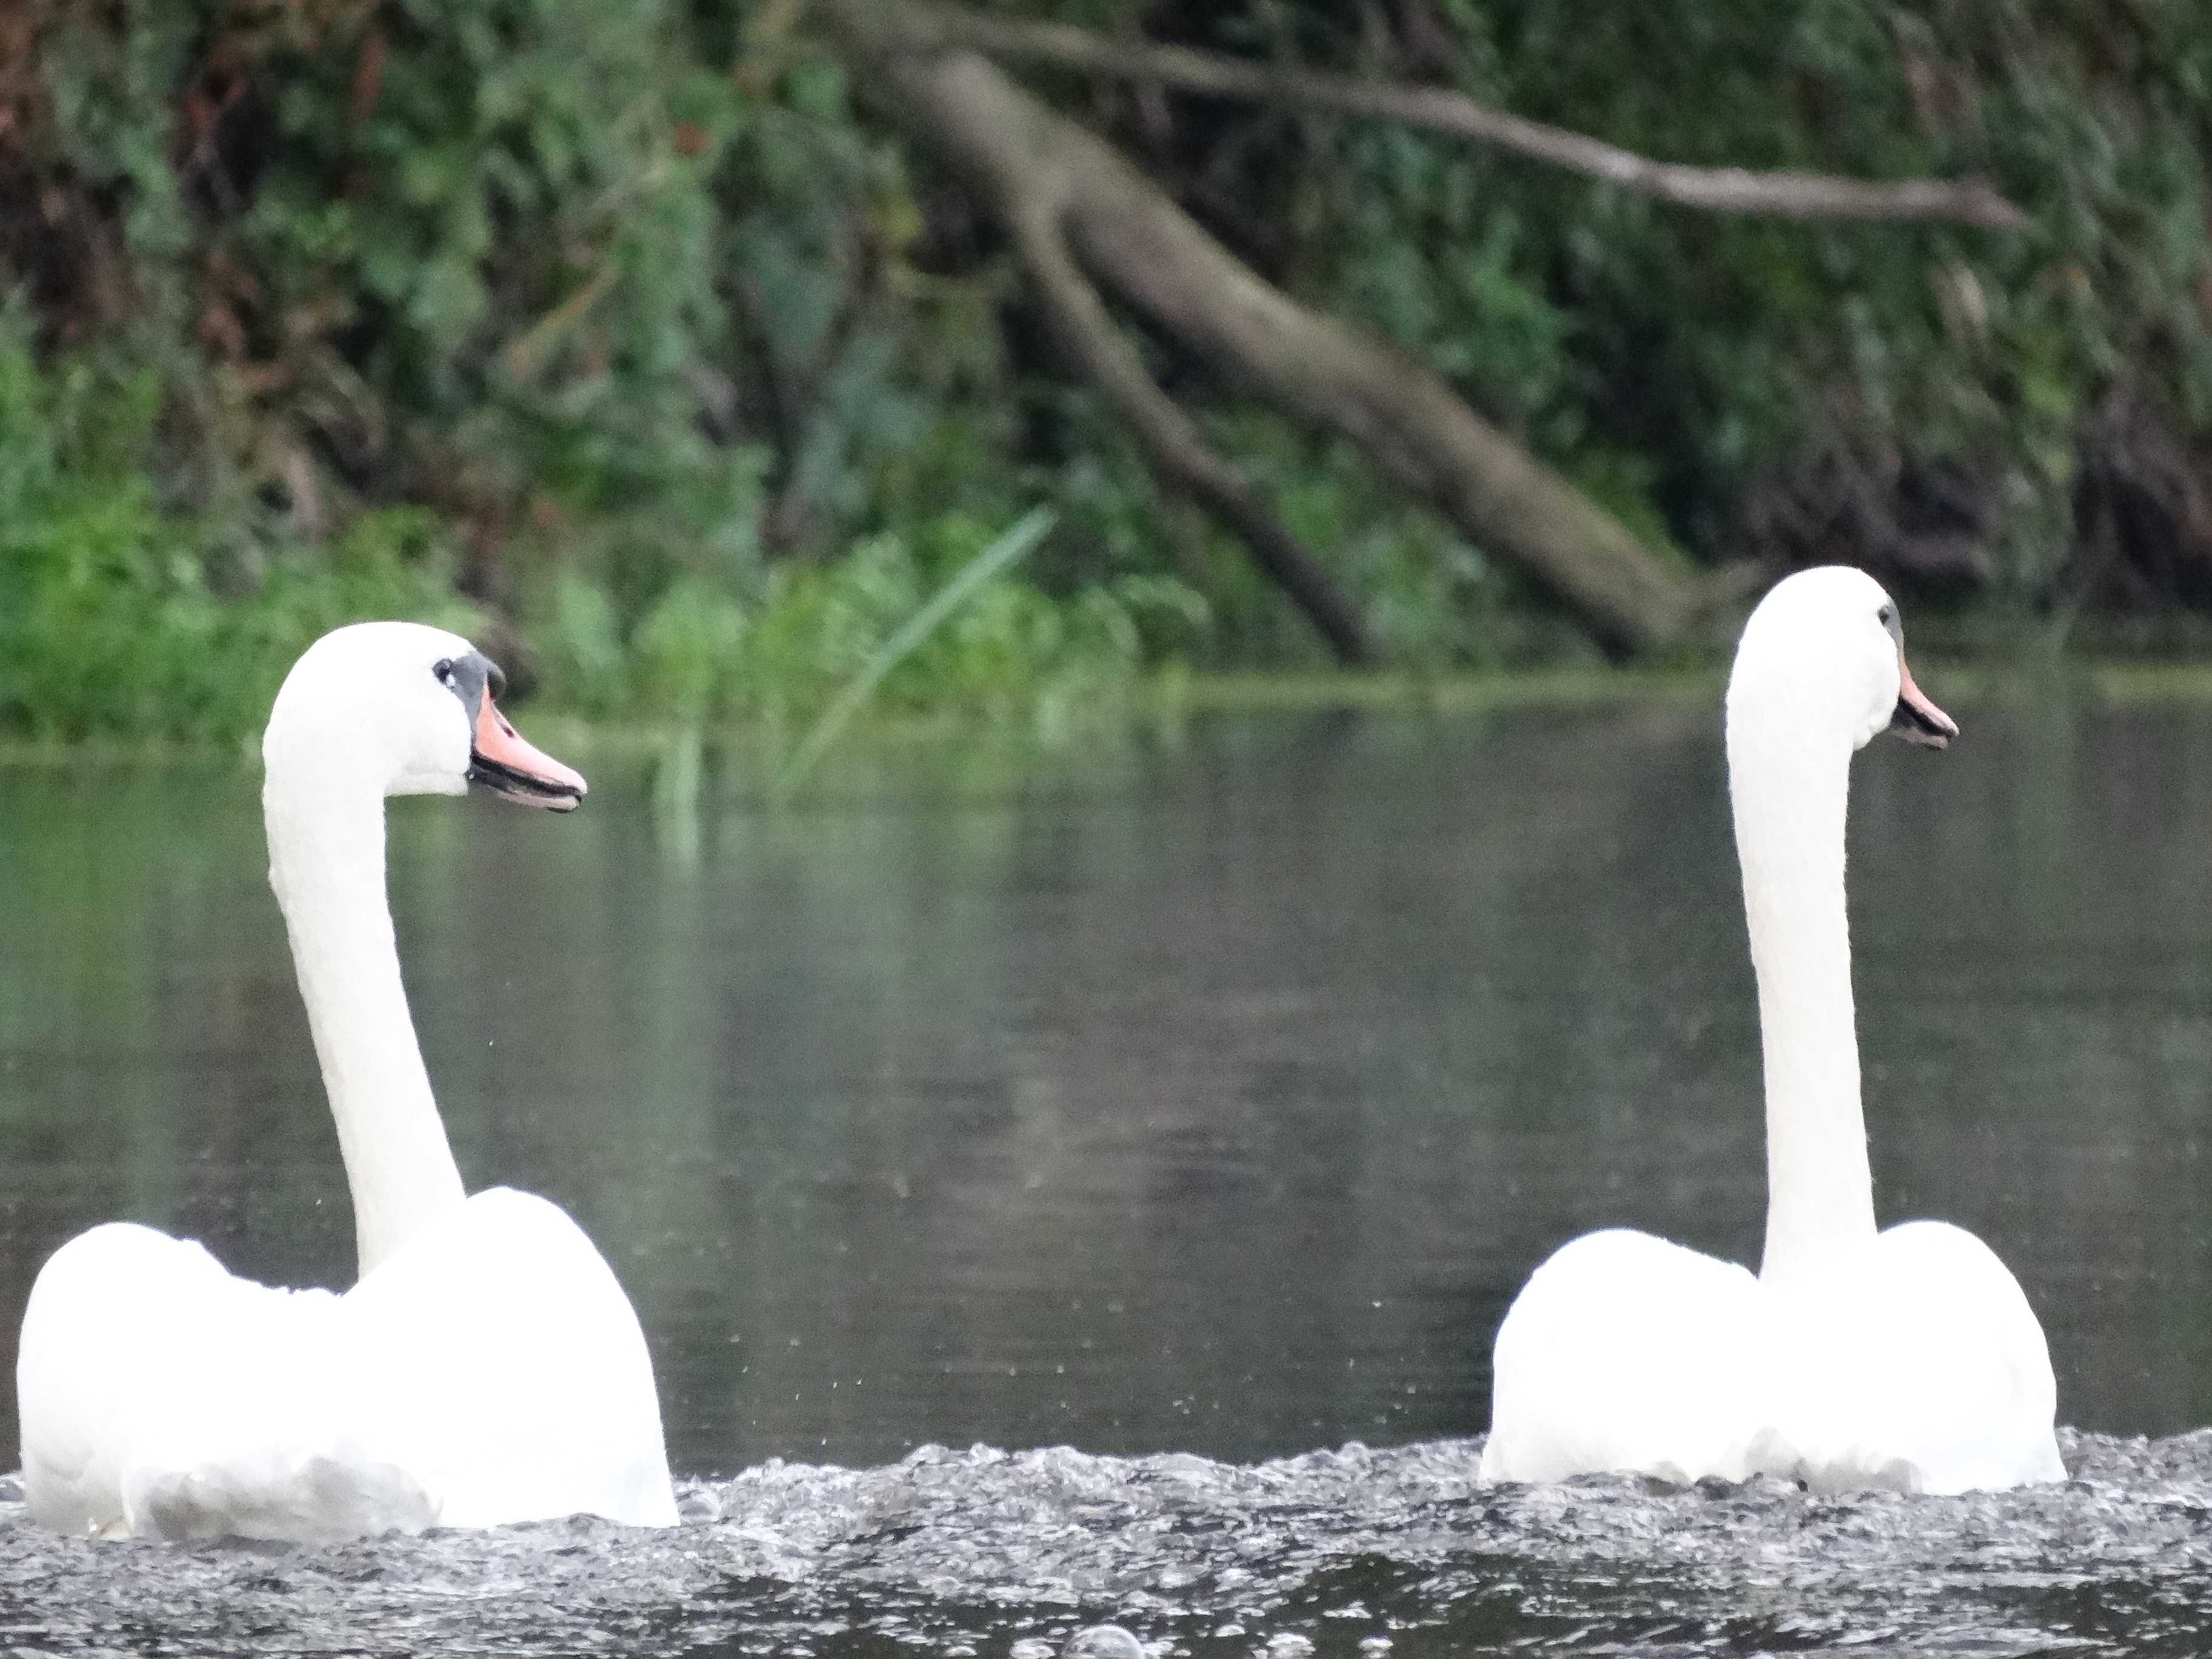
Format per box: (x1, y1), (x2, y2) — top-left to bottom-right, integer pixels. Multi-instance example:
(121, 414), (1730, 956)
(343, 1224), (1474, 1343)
(18, 623), (676, 1541)
(1481, 568), (2064, 1496)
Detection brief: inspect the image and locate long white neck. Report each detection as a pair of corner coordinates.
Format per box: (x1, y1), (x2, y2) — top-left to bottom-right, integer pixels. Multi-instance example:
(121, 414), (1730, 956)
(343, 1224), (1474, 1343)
(264, 763), (465, 1279)
(1728, 699), (1876, 1283)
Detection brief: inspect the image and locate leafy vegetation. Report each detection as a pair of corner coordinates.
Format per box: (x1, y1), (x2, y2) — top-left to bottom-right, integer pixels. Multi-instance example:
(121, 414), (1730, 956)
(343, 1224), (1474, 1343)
(0, 308), (477, 742)
(1, 2), (2209, 741)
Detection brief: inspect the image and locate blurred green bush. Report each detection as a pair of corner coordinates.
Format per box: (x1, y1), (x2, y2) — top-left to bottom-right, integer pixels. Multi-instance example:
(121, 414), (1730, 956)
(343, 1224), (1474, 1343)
(0, 0), (2208, 740)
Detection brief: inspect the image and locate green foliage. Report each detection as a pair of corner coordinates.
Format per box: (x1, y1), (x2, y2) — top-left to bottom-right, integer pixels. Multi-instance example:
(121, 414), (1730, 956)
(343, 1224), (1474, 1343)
(1282, 0), (2212, 591)
(4, 0), (2212, 745)
(0, 321), (474, 742)
(529, 506), (1200, 732)
(776, 505), (1060, 793)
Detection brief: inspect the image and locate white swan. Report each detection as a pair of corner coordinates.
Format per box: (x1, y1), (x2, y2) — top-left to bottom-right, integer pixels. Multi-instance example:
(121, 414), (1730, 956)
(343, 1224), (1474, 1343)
(1480, 567), (2064, 1495)
(17, 623), (678, 1541)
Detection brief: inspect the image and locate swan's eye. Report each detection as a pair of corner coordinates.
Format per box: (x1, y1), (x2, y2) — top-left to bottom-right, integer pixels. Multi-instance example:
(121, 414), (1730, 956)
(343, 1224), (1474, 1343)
(434, 659), (456, 686)
(1877, 604), (1896, 628)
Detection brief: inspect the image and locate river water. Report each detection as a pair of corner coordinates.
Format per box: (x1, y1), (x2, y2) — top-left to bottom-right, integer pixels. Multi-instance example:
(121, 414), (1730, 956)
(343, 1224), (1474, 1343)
(2, 699), (2210, 1652)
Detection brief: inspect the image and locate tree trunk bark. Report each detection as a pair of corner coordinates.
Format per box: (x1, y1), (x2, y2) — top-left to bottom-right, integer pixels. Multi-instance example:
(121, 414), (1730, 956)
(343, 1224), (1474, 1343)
(819, 0), (1704, 654)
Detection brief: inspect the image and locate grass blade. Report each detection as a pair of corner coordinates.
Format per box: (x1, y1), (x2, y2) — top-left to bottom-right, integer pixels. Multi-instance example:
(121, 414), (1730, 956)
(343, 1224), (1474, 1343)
(774, 506), (1057, 798)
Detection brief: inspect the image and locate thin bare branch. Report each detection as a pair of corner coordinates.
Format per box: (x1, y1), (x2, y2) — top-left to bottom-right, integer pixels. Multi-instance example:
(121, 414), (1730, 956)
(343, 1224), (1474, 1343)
(877, 4), (2028, 232)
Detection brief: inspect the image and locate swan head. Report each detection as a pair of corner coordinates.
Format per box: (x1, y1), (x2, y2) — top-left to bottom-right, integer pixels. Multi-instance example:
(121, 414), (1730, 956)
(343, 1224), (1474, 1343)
(1726, 567), (1957, 754)
(263, 622), (587, 809)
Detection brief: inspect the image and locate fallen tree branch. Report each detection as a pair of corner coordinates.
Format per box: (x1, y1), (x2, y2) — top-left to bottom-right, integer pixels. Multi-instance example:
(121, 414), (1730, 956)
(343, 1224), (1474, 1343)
(820, 4), (1378, 660)
(819, 4), (1703, 654)
(1010, 187), (1376, 663)
(876, 4), (2028, 232)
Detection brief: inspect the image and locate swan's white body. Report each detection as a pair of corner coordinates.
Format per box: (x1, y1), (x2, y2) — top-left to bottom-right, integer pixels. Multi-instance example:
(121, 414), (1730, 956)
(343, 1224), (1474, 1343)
(18, 623), (677, 1541)
(1480, 568), (2063, 1496)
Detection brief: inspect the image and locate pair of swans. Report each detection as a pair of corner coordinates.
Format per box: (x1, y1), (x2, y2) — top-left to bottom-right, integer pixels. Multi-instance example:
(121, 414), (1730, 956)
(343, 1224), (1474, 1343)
(1482, 566), (2064, 1494)
(18, 625), (676, 1541)
(15, 565), (2058, 1546)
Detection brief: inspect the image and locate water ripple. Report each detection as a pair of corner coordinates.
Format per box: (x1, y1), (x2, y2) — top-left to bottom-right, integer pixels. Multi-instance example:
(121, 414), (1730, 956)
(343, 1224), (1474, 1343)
(1, 1431), (2208, 1655)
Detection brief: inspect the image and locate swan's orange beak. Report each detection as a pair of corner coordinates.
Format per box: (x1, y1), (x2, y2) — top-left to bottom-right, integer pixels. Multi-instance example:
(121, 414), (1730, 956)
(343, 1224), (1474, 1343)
(1889, 653), (1957, 749)
(466, 694), (588, 810)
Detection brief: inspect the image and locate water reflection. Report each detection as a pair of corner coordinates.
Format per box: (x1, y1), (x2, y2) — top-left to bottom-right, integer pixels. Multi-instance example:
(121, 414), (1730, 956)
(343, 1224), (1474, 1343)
(2, 700), (2211, 1480)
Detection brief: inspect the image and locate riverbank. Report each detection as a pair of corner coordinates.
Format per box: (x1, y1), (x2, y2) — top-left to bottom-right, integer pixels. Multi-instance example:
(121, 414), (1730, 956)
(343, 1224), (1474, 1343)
(14, 655), (2212, 776)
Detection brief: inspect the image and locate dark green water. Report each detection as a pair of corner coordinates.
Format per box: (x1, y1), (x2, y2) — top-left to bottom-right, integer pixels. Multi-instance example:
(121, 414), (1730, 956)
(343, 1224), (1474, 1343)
(4, 701), (2212, 1654)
